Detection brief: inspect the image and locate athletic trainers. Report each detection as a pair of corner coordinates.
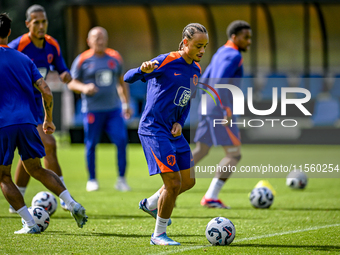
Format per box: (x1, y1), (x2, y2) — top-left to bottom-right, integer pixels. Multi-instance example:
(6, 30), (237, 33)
(14, 224), (41, 234)
(71, 203), (88, 228)
(139, 198), (172, 226)
(9, 205), (16, 214)
(200, 196), (230, 209)
(86, 179), (99, 192)
(114, 177), (131, 191)
(60, 199), (68, 211)
(150, 232), (180, 245)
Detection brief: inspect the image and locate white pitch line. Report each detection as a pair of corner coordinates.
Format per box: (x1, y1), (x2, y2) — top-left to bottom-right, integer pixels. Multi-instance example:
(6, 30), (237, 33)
(152, 223), (340, 255)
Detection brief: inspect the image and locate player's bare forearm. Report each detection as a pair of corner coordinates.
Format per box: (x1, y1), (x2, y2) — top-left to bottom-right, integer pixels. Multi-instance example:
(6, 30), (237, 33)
(119, 76), (130, 104)
(68, 79), (98, 95)
(34, 78), (52, 96)
(43, 99), (53, 122)
(34, 78), (54, 122)
(67, 79), (84, 94)
(118, 77), (132, 119)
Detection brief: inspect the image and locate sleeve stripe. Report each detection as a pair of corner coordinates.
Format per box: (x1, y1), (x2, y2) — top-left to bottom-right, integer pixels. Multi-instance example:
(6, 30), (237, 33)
(44, 35), (61, 56)
(194, 62), (202, 74)
(77, 49), (95, 68)
(157, 51), (181, 70)
(105, 48), (123, 64)
(17, 33), (31, 52)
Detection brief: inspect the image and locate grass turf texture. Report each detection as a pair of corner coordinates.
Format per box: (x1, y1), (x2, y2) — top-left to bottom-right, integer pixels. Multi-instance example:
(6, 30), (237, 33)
(0, 144), (339, 254)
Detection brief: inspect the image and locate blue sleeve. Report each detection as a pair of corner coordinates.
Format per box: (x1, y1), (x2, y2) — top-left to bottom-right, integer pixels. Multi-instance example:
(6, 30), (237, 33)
(123, 67), (145, 83)
(53, 46), (69, 74)
(70, 55), (82, 81)
(177, 101), (190, 127)
(8, 38), (20, 50)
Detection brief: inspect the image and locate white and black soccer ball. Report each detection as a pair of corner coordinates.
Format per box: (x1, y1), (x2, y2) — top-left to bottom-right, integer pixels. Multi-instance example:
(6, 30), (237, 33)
(249, 187), (274, 209)
(286, 170), (308, 189)
(205, 217), (236, 246)
(22, 206), (50, 232)
(32, 191), (58, 215)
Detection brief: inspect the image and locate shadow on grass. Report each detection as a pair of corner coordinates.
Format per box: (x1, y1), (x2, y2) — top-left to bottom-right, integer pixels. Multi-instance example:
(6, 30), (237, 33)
(47, 230), (150, 238)
(52, 214), (151, 220)
(171, 215), (259, 220)
(0, 215), (21, 219)
(50, 214), (258, 221)
(178, 206), (340, 211)
(132, 188), (250, 194)
(189, 188), (250, 194)
(232, 243), (340, 252)
(46, 231), (202, 238)
(273, 208), (340, 211)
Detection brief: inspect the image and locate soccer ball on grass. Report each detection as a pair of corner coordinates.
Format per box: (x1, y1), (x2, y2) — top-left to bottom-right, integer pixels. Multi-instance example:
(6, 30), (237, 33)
(32, 191), (58, 215)
(22, 206), (50, 232)
(249, 187), (274, 208)
(205, 217), (236, 245)
(286, 170), (308, 189)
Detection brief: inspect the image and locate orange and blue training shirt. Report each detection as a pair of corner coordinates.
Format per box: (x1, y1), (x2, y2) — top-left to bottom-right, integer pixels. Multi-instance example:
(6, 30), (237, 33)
(124, 51), (201, 139)
(8, 33), (69, 98)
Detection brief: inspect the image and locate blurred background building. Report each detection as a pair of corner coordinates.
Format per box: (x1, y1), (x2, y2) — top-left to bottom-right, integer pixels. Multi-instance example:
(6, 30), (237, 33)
(2, 0), (340, 144)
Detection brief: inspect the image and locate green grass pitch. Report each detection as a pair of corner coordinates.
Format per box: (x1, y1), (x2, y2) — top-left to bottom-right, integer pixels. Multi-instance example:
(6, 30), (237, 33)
(0, 144), (339, 254)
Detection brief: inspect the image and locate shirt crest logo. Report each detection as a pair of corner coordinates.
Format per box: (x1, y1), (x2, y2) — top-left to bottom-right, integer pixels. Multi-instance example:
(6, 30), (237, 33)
(108, 59), (116, 69)
(47, 54), (53, 64)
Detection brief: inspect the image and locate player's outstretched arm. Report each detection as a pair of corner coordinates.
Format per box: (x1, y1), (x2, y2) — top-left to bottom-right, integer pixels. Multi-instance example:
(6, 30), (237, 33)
(34, 78), (55, 134)
(123, 60), (159, 83)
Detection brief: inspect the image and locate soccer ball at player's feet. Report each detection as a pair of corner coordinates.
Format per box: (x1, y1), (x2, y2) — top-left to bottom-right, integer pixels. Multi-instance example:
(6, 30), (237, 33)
(21, 206), (50, 232)
(286, 169), (308, 189)
(32, 191), (58, 216)
(249, 187), (274, 209)
(205, 217), (235, 246)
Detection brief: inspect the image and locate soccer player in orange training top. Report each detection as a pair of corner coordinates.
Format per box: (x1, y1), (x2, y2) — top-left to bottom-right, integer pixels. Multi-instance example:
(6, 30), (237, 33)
(8, 4), (72, 212)
(124, 23), (209, 245)
(0, 13), (87, 234)
(193, 20), (251, 208)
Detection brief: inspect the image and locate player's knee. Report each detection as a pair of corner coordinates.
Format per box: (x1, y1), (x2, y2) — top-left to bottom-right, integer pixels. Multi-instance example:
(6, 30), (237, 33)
(0, 171), (11, 183)
(180, 177), (195, 192)
(166, 178), (181, 195)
